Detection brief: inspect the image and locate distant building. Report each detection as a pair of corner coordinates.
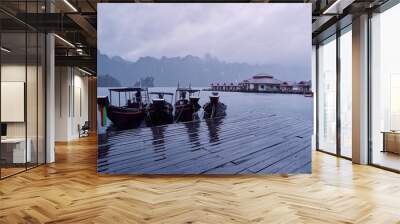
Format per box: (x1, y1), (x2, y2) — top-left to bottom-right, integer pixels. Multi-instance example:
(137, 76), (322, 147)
(241, 74), (282, 92)
(293, 80), (311, 93)
(210, 83), (223, 91)
(280, 81), (294, 92)
(209, 75), (312, 94)
(210, 82), (240, 91)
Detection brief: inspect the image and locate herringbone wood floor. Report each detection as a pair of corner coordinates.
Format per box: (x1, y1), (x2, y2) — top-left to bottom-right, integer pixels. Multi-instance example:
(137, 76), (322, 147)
(1, 135), (400, 224)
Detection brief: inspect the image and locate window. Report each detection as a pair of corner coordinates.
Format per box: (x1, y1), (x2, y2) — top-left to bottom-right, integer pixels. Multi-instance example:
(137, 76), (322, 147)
(370, 3), (400, 171)
(317, 35), (337, 154)
(339, 27), (352, 158)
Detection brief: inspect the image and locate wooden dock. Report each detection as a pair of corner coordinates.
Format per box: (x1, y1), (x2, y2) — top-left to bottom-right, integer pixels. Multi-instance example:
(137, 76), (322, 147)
(98, 113), (313, 174)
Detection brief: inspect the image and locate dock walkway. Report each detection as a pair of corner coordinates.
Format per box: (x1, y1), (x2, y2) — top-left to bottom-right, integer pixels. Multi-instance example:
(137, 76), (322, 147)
(98, 113), (313, 174)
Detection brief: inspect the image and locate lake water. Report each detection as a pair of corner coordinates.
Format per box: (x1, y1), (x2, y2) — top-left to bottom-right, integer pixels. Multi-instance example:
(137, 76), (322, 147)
(97, 87), (313, 134)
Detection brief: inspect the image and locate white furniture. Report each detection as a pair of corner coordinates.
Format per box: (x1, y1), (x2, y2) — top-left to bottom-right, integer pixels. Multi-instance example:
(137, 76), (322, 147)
(1, 138), (31, 163)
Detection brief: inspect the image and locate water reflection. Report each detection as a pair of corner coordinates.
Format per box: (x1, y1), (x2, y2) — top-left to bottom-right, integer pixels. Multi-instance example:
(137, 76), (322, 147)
(151, 126), (166, 150)
(105, 121), (145, 132)
(206, 118), (224, 144)
(184, 121), (201, 150)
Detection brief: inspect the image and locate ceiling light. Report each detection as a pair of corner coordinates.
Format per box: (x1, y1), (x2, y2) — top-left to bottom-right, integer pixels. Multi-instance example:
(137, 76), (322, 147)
(323, 0), (355, 15)
(76, 48), (84, 55)
(63, 0), (78, 12)
(54, 34), (75, 48)
(78, 67), (92, 76)
(1, 47), (11, 53)
(322, 0), (340, 14)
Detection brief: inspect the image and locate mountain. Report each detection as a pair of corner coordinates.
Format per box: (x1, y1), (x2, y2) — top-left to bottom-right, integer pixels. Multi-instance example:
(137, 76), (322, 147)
(134, 76), (154, 87)
(98, 52), (309, 87)
(98, 74), (121, 87)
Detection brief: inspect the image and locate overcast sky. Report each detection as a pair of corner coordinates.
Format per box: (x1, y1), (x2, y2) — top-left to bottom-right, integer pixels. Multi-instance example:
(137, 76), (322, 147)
(98, 3), (311, 66)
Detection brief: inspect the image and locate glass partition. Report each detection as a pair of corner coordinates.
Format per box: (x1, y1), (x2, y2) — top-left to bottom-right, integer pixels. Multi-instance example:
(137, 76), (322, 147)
(27, 30), (38, 169)
(1, 31), (28, 177)
(0, 2), (46, 179)
(317, 35), (337, 154)
(339, 27), (352, 158)
(371, 3), (400, 171)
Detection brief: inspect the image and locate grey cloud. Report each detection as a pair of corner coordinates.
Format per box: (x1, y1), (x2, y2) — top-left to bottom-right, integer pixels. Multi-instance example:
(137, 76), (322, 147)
(98, 3), (311, 67)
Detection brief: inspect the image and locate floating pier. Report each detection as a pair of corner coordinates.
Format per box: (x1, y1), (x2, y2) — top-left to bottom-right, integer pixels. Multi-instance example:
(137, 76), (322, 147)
(98, 113), (313, 174)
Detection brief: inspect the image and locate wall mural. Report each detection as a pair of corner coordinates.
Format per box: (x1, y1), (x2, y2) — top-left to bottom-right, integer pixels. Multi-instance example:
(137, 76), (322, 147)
(97, 3), (313, 174)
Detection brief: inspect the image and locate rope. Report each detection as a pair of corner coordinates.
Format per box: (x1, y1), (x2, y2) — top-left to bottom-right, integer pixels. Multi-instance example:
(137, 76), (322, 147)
(174, 104), (184, 122)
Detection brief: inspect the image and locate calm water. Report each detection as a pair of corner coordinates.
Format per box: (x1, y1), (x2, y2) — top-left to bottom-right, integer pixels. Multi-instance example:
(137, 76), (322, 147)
(97, 87), (313, 134)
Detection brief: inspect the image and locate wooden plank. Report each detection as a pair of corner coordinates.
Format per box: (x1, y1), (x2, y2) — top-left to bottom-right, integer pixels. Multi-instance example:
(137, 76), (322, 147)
(98, 115), (296, 165)
(206, 138), (308, 174)
(99, 121), (293, 173)
(248, 140), (311, 173)
(98, 112), (313, 174)
(157, 137), (286, 174)
(99, 114), (281, 149)
(99, 112), (275, 145)
(256, 146), (311, 174)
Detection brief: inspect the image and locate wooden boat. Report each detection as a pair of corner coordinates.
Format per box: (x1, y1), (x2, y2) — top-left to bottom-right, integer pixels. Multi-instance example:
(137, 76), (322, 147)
(174, 88), (201, 122)
(203, 92), (227, 119)
(146, 92), (174, 126)
(97, 88), (149, 129)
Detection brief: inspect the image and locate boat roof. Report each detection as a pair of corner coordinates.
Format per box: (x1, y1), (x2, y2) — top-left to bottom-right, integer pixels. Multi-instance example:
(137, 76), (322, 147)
(149, 92), (174, 96)
(176, 88), (200, 93)
(109, 87), (147, 92)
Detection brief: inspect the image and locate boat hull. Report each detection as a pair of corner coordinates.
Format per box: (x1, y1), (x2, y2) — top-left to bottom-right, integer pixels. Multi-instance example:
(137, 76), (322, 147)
(146, 103), (174, 126)
(203, 102), (227, 119)
(107, 106), (145, 129)
(174, 103), (201, 122)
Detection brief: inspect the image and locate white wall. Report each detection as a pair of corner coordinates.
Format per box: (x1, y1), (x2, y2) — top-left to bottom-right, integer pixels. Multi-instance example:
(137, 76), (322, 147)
(55, 67), (89, 141)
(55, 66), (69, 141)
(1, 63), (46, 164)
(1, 65), (26, 139)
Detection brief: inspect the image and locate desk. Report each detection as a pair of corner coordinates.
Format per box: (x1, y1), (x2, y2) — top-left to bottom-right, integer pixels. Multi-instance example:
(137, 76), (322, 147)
(1, 138), (31, 163)
(382, 131), (400, 154)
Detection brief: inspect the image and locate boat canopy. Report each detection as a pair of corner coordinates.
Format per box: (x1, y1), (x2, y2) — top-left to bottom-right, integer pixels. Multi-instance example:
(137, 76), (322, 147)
(109, 87), (147, 92)
(149, 92), (174, 96)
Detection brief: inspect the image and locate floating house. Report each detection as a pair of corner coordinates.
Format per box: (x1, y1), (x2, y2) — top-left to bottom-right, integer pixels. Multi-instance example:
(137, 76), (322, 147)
(241, 74), (282, 92)
(293, 80), (312, 93)
(209, 74), (312, 95)
(280, 81), (294, 92)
